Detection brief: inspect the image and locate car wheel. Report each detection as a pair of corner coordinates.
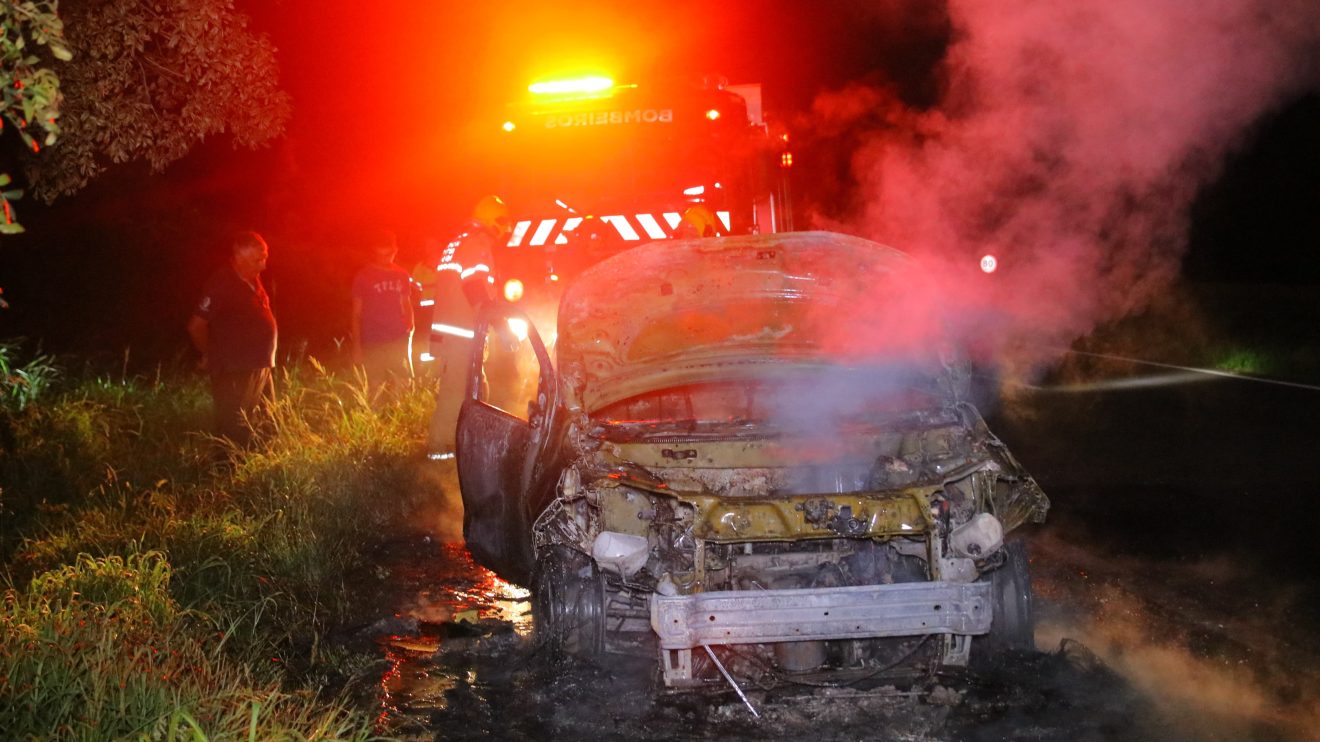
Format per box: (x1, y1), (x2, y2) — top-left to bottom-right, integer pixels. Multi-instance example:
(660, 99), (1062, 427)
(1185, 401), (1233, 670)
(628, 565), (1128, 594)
(533, 545), (605, 657)
(981, 539), (1035, 656)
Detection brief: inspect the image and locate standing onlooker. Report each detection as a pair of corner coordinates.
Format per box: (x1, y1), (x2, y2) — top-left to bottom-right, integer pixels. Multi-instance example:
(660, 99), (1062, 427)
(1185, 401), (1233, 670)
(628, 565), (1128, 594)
(188, 231), (278, 446)
(350, 229), (414, 396)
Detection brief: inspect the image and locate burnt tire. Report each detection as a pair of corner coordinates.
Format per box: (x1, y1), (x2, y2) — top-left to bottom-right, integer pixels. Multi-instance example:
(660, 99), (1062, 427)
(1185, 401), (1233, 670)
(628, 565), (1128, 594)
(532, 546), (605, 657)
(980, 539), (1035, 657)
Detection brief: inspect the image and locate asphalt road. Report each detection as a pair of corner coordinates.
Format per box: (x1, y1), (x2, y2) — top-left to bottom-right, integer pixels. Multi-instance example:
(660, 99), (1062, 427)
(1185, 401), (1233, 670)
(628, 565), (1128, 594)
(988, 366), (1320, 741)
(991, 365), (1320, 587)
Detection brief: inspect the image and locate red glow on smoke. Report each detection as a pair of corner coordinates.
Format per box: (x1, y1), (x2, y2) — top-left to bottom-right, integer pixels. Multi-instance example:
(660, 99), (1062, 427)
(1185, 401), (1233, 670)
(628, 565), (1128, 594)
(811, 0), (1320, 372)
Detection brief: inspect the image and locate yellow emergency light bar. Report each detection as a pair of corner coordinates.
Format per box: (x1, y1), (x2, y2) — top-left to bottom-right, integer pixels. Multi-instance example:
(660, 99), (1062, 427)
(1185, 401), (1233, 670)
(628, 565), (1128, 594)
(529, 76), (614, 95)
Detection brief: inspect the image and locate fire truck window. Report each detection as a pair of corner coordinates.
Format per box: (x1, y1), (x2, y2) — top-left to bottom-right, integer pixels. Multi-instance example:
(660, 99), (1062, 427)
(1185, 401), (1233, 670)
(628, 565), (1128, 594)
(478, 319), (541, 422)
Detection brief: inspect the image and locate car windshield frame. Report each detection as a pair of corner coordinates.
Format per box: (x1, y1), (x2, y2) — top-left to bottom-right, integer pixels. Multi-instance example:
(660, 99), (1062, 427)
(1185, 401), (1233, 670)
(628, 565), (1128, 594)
(590, 362), (954, 440)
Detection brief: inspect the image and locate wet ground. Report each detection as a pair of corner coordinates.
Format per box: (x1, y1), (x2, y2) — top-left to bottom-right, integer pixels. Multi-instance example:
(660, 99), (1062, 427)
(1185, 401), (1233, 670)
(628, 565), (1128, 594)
(351, 530), (1315, 741)
(348, 368), (1320, 741)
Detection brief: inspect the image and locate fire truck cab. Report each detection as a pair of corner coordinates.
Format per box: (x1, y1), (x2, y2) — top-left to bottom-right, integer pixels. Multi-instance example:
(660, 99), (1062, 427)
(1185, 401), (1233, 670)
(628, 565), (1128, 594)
(424, 74), (792, 456)
(489, 74), (792, 333)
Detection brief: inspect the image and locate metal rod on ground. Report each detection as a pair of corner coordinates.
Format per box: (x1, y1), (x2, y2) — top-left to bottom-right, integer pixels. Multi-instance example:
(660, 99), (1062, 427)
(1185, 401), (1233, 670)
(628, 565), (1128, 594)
(703, 644), (760, 719)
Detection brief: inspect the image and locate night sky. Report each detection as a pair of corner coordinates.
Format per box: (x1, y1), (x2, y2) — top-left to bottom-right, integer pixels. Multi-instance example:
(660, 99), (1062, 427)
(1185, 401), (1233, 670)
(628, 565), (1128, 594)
(0, 1), (1317, 370)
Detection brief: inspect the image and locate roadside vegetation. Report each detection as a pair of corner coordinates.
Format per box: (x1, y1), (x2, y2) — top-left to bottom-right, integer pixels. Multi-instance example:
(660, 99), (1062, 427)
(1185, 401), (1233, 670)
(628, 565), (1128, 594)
(1053, 281), (1320, 386)
(0, 340), (430, 740)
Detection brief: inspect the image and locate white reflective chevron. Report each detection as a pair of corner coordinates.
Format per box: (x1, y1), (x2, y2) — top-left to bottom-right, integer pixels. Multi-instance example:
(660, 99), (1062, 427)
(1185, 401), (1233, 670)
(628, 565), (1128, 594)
(636, 213), (667, 239)
(507, 220), (532, 247)
(556, 217), (583, 244)
(501, 211), (726, 247)
(601, 215), (639, 240)
(529, 219), (557, 246)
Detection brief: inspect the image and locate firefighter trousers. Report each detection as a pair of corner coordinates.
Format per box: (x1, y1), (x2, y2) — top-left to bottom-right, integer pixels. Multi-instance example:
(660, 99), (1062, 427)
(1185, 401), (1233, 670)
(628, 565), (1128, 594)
(427, 335), (474, 455)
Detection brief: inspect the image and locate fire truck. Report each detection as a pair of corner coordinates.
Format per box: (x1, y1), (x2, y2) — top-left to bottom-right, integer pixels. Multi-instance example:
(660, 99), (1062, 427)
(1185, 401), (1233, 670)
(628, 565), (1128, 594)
(484, 73), (794, 339)
(422, 74), (793, 456)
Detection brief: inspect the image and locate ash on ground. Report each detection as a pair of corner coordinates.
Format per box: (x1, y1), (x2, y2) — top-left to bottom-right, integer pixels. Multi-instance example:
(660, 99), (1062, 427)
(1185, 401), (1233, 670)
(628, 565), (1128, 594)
(357, 537), (1181, 742)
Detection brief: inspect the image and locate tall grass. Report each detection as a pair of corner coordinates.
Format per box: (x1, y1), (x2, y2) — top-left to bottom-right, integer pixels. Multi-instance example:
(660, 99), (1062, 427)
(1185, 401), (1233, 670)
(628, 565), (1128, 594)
(1, 346), (436, 739)
(0, 352), (215, 554)
(1, 552), (373, 740)
(0, 340), (59, 411)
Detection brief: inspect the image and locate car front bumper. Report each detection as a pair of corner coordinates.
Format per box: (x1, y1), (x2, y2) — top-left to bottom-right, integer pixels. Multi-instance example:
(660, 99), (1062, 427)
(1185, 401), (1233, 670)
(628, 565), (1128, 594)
(651, 580), (992, 649)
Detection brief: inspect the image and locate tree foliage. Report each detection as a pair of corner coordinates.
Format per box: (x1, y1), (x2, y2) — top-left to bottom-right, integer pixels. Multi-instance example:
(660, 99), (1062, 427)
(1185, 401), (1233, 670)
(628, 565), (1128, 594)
(1, 0), (69, 232)
(21, 0), (291, 203)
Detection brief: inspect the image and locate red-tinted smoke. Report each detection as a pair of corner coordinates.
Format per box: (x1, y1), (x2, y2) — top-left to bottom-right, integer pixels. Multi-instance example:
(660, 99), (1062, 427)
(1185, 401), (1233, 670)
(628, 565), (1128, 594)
(826, 0), (1320, 369)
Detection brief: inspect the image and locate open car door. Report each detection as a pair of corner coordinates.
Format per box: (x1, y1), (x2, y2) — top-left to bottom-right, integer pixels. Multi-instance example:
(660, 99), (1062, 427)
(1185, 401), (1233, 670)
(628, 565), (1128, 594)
(455, 304), (555, 585)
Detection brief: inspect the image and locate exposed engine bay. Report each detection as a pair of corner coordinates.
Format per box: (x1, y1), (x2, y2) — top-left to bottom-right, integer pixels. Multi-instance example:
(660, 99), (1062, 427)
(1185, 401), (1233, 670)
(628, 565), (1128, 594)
(529, 380), (1049, 688)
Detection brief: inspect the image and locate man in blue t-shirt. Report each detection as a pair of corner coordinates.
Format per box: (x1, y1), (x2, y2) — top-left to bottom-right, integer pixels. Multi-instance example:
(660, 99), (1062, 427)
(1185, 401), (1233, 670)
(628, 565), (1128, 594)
(351, 230), (414, 395)
(188, 231), (278, 445)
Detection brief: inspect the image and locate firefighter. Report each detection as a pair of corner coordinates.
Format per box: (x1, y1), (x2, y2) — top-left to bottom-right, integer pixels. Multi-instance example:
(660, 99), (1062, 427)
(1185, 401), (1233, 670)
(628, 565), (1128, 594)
(674, 204), (720, 238)
(426, 195), (513, 458)
(569, 214), (613, 270)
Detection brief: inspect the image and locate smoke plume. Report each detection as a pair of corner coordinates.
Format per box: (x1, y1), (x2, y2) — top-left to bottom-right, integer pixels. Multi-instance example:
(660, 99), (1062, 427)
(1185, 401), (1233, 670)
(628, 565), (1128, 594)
(1032, 530), (1320, 740)
(826, 0), (1320, 367)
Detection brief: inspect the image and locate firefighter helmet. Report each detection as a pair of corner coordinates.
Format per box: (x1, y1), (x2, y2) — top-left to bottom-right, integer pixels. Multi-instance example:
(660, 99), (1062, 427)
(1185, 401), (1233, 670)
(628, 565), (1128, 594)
(472, 195), (512, 235)
(677, 205), (718, 238)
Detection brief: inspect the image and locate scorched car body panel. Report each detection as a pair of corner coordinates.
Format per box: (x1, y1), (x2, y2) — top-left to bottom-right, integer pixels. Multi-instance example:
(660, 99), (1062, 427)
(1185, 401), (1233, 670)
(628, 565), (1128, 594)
(556, 231), (946, 413)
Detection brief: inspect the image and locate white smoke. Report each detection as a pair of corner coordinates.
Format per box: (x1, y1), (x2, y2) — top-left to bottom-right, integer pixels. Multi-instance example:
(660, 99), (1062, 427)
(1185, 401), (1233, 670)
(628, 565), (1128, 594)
(831, 0), (1320, 365)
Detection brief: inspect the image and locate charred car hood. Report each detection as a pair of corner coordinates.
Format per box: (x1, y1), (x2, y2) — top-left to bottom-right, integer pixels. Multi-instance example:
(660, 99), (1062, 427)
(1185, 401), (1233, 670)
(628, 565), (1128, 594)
(557, 231), (944, 412)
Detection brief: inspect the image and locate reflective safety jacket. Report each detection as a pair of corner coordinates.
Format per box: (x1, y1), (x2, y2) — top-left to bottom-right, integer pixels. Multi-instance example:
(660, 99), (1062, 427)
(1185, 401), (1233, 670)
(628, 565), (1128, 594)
(427, 221), (499, 347)
(410, 261), (438, 306)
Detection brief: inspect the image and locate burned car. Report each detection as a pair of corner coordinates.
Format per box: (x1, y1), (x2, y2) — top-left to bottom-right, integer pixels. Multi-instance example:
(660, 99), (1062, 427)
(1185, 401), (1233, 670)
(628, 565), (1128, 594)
(455, 231), (1049, 688)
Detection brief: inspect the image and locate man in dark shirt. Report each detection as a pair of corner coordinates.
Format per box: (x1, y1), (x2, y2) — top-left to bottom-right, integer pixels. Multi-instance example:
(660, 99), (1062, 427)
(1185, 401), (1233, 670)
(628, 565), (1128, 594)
(188, 231), (278, 445)
(350, 229), (414, 396)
